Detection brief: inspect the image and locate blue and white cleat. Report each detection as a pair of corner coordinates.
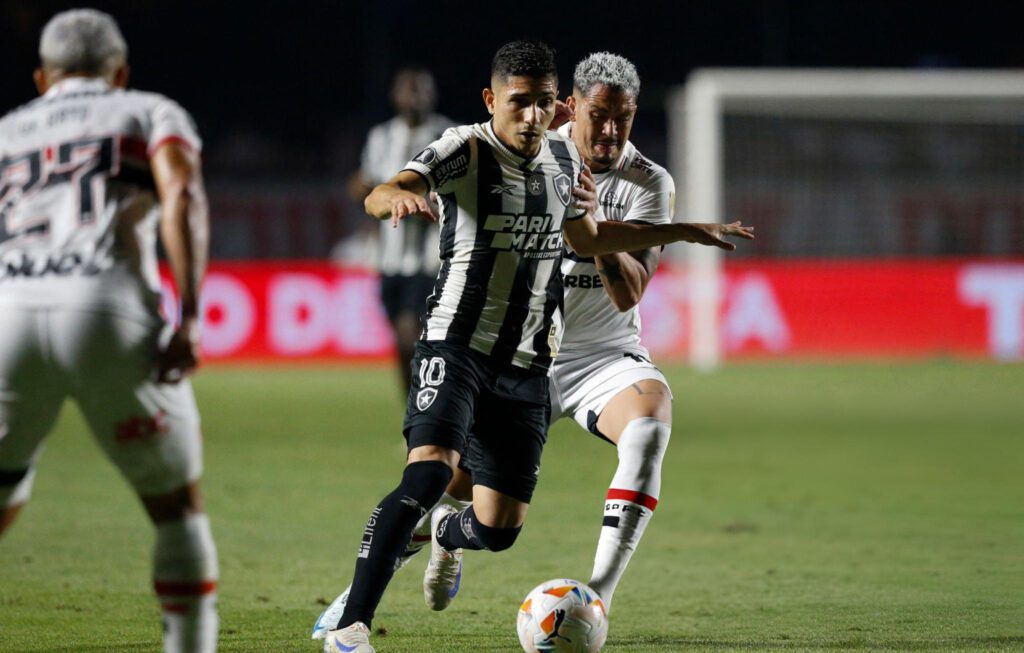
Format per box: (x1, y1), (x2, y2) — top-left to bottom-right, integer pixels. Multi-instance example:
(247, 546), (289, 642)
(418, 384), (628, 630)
(312, 586), (350, 640)
(323, 621), (374, 653)
(313, 531), (431, 639)
(423, 504), (463, 611)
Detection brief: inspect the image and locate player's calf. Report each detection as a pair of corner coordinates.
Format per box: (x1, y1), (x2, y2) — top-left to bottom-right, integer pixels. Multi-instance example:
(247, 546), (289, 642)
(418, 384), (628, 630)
(312, 492), (468, 639)
(590, 417), (670, 611)
(153, 511), (219, 653)
(340, 459), (452, 629)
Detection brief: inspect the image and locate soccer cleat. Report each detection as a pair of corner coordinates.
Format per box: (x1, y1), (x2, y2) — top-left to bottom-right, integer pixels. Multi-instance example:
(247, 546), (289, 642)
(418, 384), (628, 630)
(312, 535), (430, 640)
(423, 504), (463, 611)
(323, 621), (375, 653)
(312, 587), (350, 641)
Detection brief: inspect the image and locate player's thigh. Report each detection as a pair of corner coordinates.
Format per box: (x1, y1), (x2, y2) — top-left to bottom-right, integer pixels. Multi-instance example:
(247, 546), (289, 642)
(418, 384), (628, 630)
(51, 308), (160, 387)
(556, 351), (672, 444)
(403, 341), (485, 456)
(0, 309), (66, 502)
(79, 376), (204, 497)
(56, 311), (203, 497)
(466, 371), (549, 507)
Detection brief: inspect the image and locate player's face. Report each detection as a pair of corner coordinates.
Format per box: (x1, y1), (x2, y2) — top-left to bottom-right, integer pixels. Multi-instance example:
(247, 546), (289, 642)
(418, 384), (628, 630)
(484, 75), (558, 158)
(392, 71), (436, 123)
(569, 84), (637, 172)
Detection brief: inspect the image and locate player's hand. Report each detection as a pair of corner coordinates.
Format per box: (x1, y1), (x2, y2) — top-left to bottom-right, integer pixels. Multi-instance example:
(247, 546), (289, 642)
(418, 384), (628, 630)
(549, 100), (574, 131)
(390, 191), (437, 228)
(573, 166), (598, 217)
(685, 221), (755, 250)
(156, 317), (201, 384)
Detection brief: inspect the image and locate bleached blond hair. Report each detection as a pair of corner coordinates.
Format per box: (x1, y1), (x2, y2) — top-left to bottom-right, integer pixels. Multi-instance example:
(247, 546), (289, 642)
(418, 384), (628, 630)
(573, 52), (640, 98)
(39, 9), (127, 76)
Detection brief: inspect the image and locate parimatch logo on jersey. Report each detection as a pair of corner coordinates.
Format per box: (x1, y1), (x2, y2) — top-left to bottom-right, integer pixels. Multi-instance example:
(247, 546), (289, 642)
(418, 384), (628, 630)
(483, 213), (563, 259)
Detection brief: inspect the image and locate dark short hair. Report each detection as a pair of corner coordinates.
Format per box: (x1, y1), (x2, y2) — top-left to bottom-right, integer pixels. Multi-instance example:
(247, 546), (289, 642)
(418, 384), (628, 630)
(491, 40), (558, 83)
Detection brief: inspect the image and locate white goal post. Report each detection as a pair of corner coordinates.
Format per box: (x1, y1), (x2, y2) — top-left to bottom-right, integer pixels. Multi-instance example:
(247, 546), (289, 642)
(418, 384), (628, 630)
(667, 69), (1024, 370)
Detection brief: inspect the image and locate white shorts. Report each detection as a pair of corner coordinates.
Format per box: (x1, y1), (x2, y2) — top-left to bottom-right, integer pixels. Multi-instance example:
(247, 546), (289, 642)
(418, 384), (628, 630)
(550, 345), (672, 438)
(0, 307), (203, 504)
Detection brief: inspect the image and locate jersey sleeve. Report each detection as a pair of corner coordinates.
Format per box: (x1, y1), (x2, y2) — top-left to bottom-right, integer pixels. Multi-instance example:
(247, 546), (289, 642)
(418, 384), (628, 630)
(402, 126), (472, 194)
(147, 97), (202, 155)
(624, 169), (676, 226)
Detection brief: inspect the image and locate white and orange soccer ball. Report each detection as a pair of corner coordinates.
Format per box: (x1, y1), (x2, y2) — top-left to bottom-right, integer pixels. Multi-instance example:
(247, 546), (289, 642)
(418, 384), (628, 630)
(516, 579), (608, 653)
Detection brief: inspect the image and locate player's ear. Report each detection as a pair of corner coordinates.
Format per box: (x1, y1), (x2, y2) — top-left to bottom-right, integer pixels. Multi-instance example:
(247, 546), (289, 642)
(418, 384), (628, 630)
(482, 87), (496, 115)
(33, 68), (49, 95)
(112, 64), (130, 89)
(566, 95), (577, 113)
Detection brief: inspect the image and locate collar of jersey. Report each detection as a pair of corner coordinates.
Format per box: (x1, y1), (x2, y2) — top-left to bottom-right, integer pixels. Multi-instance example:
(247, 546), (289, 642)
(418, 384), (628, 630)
(45, 76), (111, 98)
(485, 120), (548, 171)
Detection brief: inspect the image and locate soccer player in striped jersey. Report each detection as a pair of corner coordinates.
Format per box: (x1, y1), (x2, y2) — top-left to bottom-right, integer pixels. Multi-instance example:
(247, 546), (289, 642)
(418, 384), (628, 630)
(0, 11), (218, 652)
(348, 68), (456, 394)
(321, 40), (751, 653)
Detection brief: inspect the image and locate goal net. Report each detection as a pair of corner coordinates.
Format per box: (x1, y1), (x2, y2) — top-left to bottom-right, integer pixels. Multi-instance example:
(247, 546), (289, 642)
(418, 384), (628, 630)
(667, 69), (1024, 369)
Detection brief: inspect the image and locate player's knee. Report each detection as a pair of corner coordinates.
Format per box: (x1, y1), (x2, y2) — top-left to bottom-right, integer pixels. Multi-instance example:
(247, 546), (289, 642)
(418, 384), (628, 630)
(399, 460), (453, 509)
(619, 417), (671, 463)
(154, 512), (219, 584)
(407, 443), (459, 468)
(141, 483), (204, 524)
(474, 520), (522, 552)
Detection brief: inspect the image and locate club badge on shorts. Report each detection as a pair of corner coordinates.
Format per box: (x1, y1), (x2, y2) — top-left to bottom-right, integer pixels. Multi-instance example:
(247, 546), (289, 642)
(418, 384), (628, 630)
(416, 387), (438, 411)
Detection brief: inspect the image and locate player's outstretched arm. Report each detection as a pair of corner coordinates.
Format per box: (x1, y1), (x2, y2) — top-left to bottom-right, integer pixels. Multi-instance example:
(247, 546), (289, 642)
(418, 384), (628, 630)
(566, 216), (754, 257)
(365, 170), (437, 227)
(152, 141), (209, 383)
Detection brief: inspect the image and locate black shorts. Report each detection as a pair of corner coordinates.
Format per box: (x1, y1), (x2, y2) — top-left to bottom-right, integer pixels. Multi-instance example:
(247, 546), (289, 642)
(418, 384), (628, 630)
(403, 341), (549, 504)
(380, 273), (436, 324)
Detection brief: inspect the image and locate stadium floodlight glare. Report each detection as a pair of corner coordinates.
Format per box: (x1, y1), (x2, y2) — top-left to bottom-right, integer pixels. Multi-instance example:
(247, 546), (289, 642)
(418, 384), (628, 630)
(668, 69), (1024, 371)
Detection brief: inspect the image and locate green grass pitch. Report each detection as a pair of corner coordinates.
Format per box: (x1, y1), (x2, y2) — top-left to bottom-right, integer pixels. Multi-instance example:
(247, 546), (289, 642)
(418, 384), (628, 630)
(1, 362), (1022, 652)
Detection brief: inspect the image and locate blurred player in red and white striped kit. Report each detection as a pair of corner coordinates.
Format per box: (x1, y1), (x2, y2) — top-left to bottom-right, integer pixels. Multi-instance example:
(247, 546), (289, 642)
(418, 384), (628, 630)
(0, 10), (218, 652)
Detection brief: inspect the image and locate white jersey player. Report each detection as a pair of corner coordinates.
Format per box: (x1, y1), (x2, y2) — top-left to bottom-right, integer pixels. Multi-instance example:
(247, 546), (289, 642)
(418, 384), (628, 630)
(547, 52), (751, 615)
(551, 52), (685, 612)
(0, 10), (218, 652)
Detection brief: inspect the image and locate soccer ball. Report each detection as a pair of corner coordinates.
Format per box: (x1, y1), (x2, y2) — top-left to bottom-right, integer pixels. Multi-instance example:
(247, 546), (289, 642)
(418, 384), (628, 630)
(516, 579), (608, 653)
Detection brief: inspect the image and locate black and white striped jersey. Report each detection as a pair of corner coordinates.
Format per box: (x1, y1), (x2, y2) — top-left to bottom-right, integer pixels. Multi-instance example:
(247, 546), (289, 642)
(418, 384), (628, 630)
(403, 121), (585, 374)
(361, 114), (454, 276)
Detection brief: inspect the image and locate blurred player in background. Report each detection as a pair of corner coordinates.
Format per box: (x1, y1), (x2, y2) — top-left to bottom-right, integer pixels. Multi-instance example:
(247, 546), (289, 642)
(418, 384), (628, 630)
(0, 10), (218, 652)
(348, 68), (455, 393)
(318, 40), (751, 653)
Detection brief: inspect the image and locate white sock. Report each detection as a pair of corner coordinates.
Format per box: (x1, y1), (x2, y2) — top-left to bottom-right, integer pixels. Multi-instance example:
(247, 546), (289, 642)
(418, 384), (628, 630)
(589, 418), (671, 611)
(154, 513), (219, 653)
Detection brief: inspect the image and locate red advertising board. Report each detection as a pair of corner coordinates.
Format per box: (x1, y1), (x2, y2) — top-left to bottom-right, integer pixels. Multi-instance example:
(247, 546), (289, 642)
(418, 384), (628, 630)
(163, 260), (1024, 362)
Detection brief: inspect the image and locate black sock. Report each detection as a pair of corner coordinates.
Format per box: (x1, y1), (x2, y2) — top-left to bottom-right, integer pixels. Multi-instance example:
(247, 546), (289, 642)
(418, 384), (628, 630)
(339, 460), (451, 629)
(436, 505), (522, 552)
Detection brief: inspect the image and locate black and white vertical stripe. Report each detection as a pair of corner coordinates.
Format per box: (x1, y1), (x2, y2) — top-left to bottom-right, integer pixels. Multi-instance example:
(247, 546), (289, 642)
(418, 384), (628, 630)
(406, 122), (583, 373)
